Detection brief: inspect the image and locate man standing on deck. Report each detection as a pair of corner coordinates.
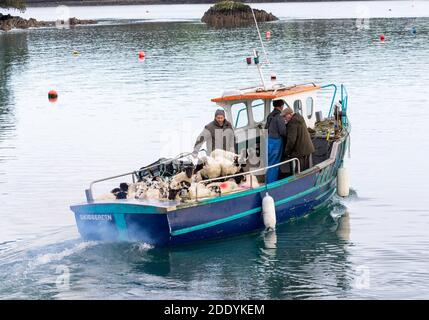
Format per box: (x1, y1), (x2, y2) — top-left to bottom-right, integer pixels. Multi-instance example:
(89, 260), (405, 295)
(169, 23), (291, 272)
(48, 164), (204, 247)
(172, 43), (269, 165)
(265, 99), (287, 183)
(281, 107), (315, 173)
(192, 109), (236, 157)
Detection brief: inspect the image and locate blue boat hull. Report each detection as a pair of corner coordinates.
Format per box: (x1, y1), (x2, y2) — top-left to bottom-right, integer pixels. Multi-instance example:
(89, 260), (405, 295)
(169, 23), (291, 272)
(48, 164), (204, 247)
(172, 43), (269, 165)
(71, 139), (348, 247)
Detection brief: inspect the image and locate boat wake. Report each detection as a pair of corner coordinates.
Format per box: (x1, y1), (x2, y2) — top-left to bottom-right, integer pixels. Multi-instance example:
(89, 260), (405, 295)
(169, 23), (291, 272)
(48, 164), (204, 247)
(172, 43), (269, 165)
(28, 241), (99, 269)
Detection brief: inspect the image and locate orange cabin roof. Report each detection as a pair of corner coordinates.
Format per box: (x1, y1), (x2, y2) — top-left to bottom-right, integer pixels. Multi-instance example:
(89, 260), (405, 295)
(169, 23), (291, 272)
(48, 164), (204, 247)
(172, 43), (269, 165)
(211, 83), (321, 103)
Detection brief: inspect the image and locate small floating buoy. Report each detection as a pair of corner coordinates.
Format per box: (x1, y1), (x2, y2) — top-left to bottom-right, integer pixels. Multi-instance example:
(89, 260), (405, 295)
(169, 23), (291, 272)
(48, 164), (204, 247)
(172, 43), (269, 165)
(379, 34), (385, 42)
(246, 57), (252, 65)
(72, 50), (80, 56)
(262, 192), (276, 231)
(337, 167), (349, 197)
(48, 90), (58, 103)
(266, 31), (271, 39)
(138, 51), (145, 60)
(411, 26), (417, 35)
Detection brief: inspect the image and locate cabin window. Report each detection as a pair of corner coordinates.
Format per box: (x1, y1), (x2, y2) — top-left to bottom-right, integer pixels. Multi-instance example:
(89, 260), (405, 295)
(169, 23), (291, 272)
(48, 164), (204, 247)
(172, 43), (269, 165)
(293, 100), (302, 115)
(306, 97), (314, 119)
(251, 99), (265, 123)
(231, 102), (248, 128)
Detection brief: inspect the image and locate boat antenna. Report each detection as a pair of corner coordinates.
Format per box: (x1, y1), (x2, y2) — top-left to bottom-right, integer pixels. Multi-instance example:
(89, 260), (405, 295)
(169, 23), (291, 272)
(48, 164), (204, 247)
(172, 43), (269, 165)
(251, 7), (269, 64)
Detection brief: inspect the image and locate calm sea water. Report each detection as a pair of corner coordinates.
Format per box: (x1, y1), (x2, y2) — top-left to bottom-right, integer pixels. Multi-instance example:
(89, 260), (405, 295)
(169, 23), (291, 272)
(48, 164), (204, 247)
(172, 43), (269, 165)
(1, 2), (429, 299)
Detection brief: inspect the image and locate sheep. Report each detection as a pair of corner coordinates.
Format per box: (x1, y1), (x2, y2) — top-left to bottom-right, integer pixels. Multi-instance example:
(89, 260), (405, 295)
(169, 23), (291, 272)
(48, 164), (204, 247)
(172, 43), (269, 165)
(210, 149), (238, 162)
(168, 168), (195, 201)
(135, 182), (149, 199)
(170, 170), (193, 189)
(197, 156), (222, 180)
(145, 188), (161, 200)
(127, 183), (137, 199)
(209, 149), (248, 181)
(219, 158), (241, 177)
(187, 182), (217, 200)
(168, 180), (191, 201)
(207, 180), (239, 195)
(211, 149), (247, 165)
(238, 174), (260, 189)
(133, 177), (169, 201)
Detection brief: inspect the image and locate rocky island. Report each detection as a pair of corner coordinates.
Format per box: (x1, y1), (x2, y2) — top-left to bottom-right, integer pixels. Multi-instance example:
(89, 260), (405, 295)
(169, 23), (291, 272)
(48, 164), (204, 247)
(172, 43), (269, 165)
(201, 1), (278, 28)
(0, 13), (97, 31)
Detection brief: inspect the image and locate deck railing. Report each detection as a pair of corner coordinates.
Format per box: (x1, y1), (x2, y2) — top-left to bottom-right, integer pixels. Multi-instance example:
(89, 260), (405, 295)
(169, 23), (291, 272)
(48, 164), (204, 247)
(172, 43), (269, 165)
(192, 157), (300, 202)
(321, 83), (338, 117)
(84, 153), (300, 204)
(85, 152), (192, 203)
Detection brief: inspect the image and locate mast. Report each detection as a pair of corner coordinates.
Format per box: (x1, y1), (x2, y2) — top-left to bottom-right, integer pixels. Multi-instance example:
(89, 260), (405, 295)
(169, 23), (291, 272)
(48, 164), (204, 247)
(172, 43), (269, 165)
(250, 6), (270, 90)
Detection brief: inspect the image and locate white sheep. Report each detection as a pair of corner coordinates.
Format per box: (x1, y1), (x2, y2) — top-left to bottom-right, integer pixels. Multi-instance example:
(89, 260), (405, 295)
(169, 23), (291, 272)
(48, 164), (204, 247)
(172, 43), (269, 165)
(218, 158), (242, 177)
(238, 174), (260, 189)
(145, 188), (161, 200)
(207, 180), (239, 195)
(170, 171), (193, 188)
(187, 182), (217, 199)
(210, 149), (238, 162)
(198, 156), (222, 180)
(135, 182), (149, 199)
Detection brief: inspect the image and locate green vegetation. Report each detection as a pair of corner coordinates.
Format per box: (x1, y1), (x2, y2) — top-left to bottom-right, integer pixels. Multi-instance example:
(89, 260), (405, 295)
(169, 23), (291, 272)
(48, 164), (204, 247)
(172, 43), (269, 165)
(209, 1), (251, 14)
(0, 0), (27, 11)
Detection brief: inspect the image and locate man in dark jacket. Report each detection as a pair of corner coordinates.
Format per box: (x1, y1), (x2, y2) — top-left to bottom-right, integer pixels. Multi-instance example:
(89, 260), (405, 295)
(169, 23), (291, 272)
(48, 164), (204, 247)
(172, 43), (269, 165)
(282, 107), (315, 173)
(265, 99), (287, 183)
(192, 109), (236, 156)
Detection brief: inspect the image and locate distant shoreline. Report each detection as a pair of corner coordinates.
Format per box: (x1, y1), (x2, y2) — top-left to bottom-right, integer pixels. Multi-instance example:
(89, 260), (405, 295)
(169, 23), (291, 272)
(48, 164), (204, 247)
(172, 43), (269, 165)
(24, 0), (377, 8)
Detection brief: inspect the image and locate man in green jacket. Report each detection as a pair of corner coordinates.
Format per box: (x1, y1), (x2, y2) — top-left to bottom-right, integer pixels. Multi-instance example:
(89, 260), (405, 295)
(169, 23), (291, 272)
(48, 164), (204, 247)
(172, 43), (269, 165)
(192, 109), (236, 157)
(281, 107), (315, 173)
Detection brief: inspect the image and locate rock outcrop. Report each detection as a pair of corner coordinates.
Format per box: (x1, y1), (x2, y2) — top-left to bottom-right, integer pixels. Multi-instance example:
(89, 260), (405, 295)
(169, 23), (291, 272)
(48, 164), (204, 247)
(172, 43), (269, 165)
(201, 1), (278, 28)
(0, 13), (96, 32)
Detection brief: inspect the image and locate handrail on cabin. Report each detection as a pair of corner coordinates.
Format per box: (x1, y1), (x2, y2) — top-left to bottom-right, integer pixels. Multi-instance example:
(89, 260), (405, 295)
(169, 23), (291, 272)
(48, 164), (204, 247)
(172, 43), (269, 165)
(340, 84), (349, 126)
(322, 84), (337, 117)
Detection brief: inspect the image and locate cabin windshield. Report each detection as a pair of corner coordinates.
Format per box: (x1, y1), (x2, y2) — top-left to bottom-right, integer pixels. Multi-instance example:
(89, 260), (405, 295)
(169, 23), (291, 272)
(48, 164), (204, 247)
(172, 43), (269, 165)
(229, 99), (271, 129)
(230, 102), (248, 128)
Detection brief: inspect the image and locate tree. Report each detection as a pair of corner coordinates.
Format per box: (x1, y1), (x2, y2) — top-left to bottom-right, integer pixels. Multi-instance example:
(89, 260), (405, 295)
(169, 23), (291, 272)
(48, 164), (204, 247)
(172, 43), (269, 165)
(0, 0), (27, 11)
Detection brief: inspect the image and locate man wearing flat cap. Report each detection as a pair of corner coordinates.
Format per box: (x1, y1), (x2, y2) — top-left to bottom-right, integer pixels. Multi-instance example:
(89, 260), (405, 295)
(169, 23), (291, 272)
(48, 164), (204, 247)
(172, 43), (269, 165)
(281, 107), (315, 173)
(193, 109), (236, 157)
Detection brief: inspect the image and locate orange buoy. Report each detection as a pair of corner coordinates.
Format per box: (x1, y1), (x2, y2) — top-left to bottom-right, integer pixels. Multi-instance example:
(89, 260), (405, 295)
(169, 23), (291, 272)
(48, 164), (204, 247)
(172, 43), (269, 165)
(48, 90), (58, 103)
(266, 31), (271, 39)
(138, 51), (145, 59)
(380, 34), (385, 42)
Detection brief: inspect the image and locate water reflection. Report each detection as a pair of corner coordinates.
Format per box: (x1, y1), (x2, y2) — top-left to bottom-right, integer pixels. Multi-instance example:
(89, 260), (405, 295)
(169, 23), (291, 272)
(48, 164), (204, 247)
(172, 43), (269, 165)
(0, 14), (428, 299)
(0, 32), (28, 144)
(126, 201), (352, 299)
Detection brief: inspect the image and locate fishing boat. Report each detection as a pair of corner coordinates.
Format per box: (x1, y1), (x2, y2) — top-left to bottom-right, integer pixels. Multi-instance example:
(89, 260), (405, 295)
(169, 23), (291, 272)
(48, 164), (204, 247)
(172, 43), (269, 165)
(70, 12), (351, 247)
(70, 73), (350, 246)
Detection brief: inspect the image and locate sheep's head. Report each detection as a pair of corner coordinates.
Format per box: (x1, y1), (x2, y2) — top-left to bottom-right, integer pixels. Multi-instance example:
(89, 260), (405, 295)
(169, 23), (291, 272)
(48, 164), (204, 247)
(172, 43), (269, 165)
(208, 185), (221, 195)
(184, 165), (194, 179)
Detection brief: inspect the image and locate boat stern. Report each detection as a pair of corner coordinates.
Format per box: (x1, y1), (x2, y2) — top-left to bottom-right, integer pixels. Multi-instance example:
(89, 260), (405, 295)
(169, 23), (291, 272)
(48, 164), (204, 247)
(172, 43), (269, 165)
(70, 201), (173, 246)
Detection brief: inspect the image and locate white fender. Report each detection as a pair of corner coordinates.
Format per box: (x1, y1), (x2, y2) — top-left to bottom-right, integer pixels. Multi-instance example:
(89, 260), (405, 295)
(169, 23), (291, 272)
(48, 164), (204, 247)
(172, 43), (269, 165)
(262, 192), (276, 231)
(337, 167), (350, 197)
